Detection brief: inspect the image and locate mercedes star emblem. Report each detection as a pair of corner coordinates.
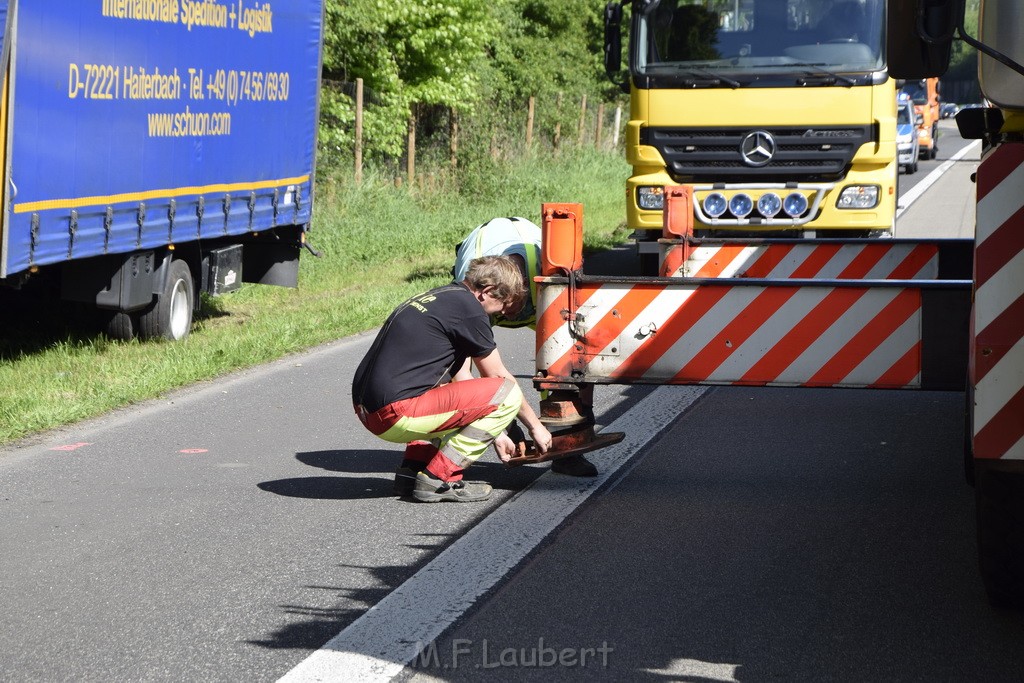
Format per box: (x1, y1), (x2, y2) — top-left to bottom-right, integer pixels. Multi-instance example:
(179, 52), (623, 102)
(740, 130), (776, 167)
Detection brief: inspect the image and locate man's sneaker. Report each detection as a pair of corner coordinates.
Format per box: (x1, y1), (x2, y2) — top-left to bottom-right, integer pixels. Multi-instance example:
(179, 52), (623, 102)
(393, 467), (419, 496)
(412, 471), (492, 503)
(551, 454), (598, 477)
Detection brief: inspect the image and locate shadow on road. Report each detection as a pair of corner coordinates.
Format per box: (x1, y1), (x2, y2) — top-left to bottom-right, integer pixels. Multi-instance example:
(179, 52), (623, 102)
(257, 475), (394, 500)
(296, 448), (398, 473)
(259, 450), (537, 501)
(247, 561), (432, 650)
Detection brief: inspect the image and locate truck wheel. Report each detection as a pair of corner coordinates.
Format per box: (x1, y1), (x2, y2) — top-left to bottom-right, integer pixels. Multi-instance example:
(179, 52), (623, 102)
(138, 259), (195, 341)
(930, 126), (938, 159)
(976, 463), (1024, 609)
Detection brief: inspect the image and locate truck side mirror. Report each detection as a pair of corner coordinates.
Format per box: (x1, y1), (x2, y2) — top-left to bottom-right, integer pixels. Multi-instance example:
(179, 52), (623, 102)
(604, 1), (629, 93)
(886, 0), (959, 79)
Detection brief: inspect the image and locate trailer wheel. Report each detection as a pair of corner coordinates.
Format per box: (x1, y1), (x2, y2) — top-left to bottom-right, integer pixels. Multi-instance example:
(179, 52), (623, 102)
(976, 463), (1024, 609)
(102, 311), (136, 341)
(138, 259), (195, 341)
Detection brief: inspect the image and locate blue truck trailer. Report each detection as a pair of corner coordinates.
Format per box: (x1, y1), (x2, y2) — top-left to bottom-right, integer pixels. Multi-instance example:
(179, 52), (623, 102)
(0, 0), (323, 340)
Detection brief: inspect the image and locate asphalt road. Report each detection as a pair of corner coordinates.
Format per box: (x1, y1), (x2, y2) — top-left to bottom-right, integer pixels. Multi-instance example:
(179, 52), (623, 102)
(3, 120), (1022, 682)
(395, 121), (1024, 682)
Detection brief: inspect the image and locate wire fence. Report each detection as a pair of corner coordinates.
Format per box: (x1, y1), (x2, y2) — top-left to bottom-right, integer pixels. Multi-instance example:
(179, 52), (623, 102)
(320, 78), (626, 187)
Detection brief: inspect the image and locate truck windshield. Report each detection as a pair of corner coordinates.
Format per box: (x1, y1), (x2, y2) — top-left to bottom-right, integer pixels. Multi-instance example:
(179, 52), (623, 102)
(635, 0), (884, 79)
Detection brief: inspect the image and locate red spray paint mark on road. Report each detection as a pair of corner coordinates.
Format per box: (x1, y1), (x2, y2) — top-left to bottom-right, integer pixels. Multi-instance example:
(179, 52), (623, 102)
(50, 442), (92, 451)
(179, 448), (209, 454)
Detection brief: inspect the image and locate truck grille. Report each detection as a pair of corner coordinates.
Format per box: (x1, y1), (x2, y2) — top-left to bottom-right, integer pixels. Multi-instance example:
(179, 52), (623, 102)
(642, 125), (873, 182)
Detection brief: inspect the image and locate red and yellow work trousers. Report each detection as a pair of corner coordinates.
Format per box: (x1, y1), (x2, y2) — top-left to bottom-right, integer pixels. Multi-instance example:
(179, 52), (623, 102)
(356, 377), (521, 481)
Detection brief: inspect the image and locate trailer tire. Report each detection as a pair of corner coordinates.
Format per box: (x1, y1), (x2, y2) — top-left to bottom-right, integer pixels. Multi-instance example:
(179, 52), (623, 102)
(138, 259), (194, 341)
(976, 463), (1024, 609)
(103, 311), (136, 341)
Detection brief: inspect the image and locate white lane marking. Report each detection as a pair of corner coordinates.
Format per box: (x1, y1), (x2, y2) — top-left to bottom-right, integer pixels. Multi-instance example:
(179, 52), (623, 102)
(897, 139), (981, 219)
(278, 385), (709, 682)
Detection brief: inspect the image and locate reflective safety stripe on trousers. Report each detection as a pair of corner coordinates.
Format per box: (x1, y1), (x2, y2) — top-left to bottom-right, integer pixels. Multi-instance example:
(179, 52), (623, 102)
(973, 143), (1024, 460)
(377, 377), (521, 467)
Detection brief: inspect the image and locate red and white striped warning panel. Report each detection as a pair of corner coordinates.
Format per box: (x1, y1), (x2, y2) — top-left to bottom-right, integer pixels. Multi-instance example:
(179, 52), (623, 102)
(538, 281), (929, 388)
(973, 143), (1024, 461)
(535, 238), (971, 390)
(660, 240), (942, 280)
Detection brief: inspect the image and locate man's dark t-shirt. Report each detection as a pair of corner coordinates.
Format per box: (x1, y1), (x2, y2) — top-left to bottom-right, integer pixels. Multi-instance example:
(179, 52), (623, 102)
(352, 284), (497, 413)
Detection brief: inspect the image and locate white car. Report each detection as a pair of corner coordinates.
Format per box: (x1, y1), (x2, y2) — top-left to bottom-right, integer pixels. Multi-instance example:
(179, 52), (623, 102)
(897, 97), (920, 174)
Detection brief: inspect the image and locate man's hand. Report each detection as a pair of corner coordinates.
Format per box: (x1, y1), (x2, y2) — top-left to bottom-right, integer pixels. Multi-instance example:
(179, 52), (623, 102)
(530, 423), (553, 454)
(494, 433), (527, 462)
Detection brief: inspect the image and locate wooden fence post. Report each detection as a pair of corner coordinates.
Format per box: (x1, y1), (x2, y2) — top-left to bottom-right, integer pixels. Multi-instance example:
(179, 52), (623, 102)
(354, 78), (364, 184)
(407, 106), (416, 188)
(613, 105), (622, 147)
(450, 107), (458, 171)
(553, 91), (563, 150)
(526, 96), (535, 148)
(595, 102), (605, 150)
(577, 94), (588, 146)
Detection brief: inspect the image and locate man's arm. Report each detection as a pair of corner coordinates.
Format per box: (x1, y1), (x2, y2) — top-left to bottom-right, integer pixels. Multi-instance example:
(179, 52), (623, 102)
(452, 357), (474, 382)
(474, 348), (552, 454)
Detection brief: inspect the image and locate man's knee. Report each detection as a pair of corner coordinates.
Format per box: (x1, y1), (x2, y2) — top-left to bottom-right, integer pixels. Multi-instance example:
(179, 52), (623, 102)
(500, 379), (523, 412)
(491, 380), (523, 433)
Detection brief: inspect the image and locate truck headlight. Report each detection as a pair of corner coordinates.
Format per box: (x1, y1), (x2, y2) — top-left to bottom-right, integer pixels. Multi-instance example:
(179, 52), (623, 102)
(637, 186), (665, 210)
(837, 185), (880, 209)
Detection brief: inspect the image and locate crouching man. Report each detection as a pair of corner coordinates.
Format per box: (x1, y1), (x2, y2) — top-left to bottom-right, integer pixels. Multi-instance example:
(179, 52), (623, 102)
(352, 256), (552, 502)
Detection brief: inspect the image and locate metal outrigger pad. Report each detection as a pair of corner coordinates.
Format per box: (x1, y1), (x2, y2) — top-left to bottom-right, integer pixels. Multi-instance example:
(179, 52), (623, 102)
(504, 423), (625, 467)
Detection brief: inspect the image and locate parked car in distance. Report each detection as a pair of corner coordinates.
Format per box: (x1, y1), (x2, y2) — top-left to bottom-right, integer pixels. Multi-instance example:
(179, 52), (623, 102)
(897, 94), (920, 174)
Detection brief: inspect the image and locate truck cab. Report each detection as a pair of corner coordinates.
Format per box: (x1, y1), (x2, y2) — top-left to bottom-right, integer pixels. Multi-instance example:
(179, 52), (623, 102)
(899, 77), (940, 159)
(604, 0), (898, 272)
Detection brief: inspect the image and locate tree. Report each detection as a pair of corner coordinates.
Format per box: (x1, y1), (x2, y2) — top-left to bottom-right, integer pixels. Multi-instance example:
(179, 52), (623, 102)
(320, 0), (496, 161)
(316, 0), (614, 167)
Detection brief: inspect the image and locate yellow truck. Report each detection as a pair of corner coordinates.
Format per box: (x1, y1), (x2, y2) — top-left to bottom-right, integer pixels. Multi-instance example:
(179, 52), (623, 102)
(603, 0), (897, 270)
